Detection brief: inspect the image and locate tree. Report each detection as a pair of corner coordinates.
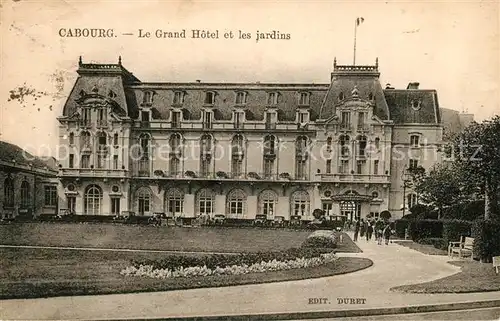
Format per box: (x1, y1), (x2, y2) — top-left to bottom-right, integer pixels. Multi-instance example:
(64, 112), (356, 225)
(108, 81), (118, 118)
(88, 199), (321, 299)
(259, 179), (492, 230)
(312, 208), (325, 220)
(451, 116), (500, 221)
(380, 210), (391, 221)
(413, 163), (463, 219)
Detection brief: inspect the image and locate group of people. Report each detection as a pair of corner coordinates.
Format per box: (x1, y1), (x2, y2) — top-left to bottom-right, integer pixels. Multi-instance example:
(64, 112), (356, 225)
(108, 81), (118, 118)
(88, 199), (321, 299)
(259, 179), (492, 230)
(351, 218), (394, 245)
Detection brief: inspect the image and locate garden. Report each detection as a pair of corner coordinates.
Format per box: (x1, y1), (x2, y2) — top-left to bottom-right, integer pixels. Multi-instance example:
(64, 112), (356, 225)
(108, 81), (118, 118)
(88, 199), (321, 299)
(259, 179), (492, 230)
(0, 223), (370, 299)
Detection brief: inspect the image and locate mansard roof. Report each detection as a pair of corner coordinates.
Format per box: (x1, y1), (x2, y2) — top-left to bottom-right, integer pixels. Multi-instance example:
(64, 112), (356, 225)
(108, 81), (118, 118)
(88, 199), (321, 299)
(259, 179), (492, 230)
(384, 89), (441, 125)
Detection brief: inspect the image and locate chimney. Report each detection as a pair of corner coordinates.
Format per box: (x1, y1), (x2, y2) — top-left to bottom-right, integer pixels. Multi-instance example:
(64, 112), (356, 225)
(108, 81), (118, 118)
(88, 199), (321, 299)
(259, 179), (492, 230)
(196, 80), (201, 83)
(407, 82), (420, 90)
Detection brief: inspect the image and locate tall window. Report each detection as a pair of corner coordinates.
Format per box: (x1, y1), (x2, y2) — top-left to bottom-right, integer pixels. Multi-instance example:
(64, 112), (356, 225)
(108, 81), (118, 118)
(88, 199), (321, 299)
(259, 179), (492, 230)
(326, 137), (332, 152)
(171, 111), (181, 128)
(204, 92), (215, 105)
(263, 135), (276, 156)
(374, 137), (380, 149)
(197, 188), (214, 216)
(326, 159), (332, 174)
(265, 112), (276, 129)
(97, 154), (104, 169)
(80, 131), (91, 149)
(166, 188), (184, 217)
(68, 196), (76, 214)
(20, 181), (30, 207)
(339, 159), (349, 174)
(292, 190), (310, 216)
(267, 92), (278, 105)
(81, 155), (90, 168)
(340, 111), (350, 129)
(4, 177), (14, 207)
(69, 154), (74, 168)
(113, 133), (119, 146)
(202, 110), (212, 129)
(295, 136), (308, 180)
(357, 112), (365, 129)
(173, 91), (185, 105)
(84, 185), (101, 215)
(82, 108), (91, 126)
(407, 193), (418, 209)
(139, 134), (150, 176)
(373, 159), (379, 175)
(227, 189), (246, 217)
(136, 188), (151, 215)
(298, 112), (308, 124)
(69, 133), (74, 145)
(141, 110), (150, 122)
(356, 160), (366, 174)
(97, 107), (107, 125)
(263, 135), (276, 179)
(409, 159), (419, 169)
(299, 92), (310, 105)
(169, 134), (182, 176)
(97, 132), (107, 152)
(200, 134), (212, 177)
(357, 135), (367, 157)
(235, 92), (246, 105)
(111, 197), (120, 216)
(259, 190), (278, 219)
(231, 134), (244, 177)
(234, 111), (243, 129)
(339, 135), (350, 157)
(410, 134), (420, 147)
(113, 155), (118, 170)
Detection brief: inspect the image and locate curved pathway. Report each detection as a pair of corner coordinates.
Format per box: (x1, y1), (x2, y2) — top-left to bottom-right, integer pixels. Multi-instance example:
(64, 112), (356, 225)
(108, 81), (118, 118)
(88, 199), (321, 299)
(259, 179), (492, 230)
(1, 232), (499, 320)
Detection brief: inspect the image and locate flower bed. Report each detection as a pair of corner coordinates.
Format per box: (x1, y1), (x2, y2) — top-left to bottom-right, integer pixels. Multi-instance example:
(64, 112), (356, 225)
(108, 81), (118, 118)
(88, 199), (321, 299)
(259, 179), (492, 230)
(302, 230), (337, 248)
(121, 250), (338, 279)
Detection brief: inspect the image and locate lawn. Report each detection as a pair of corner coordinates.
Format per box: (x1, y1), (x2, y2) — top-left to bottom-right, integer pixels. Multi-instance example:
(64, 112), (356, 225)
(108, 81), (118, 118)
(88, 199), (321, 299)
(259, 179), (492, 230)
(391, 260), (500, 293)
(393, 241), (448, 256)
(0, 223), (311, 252)
(0, 247), (371, 300)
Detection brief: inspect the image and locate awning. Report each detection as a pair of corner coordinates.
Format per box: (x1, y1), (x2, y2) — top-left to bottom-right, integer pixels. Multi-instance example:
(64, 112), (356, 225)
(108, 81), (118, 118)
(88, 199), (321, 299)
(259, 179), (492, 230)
(331, 194), (373, 202)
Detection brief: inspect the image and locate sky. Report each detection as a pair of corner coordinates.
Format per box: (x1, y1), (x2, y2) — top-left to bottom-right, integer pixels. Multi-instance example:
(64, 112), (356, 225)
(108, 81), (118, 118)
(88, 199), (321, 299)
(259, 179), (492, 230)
(0, 0), (498, 157)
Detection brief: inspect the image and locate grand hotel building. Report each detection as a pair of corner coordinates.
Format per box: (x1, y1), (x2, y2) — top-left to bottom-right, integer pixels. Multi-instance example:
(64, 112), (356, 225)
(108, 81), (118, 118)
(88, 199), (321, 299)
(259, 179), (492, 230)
(56, 57), (473, 221)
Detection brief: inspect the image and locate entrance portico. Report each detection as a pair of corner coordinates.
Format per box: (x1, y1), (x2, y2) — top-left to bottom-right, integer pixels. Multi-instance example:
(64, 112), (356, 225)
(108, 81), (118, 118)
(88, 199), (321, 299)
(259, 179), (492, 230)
(331, 190), (374, 221)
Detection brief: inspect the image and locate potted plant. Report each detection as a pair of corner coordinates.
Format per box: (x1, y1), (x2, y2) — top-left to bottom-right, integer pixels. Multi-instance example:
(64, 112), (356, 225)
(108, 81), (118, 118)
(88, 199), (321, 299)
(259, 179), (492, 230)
(184, 170), (197, 178)
(279, 172), (291, 180)
(247, 172), (261, 180)
(216, 171), (228, 179)
(153, 170), (164, 177)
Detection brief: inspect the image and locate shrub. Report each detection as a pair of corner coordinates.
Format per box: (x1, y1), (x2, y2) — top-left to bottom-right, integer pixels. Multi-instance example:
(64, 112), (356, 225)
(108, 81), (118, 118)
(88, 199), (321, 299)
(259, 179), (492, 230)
(442, 200), (485, 221)
(418, 237), (448, 250)
(302, 231), (337, 248)
(442, 219), (472, 243)
(408, 219), (443, 241)
(471, 220), (500, 262)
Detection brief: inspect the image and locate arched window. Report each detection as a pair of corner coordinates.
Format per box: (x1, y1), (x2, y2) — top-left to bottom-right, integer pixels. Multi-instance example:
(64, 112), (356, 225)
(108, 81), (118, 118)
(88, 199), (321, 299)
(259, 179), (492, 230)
(97, 132), (107, 149)
(197, 188), (215, 215)
(227, 189), (246, 217)
(231, 135), (245, 177)
(259, 190), (278, 219)
(338, 92), (345, 101)
(136, 187), (151, 215)
(407, 193), (418, 210)
(292, 190), (310, 216)
(263, 135), (276, 179)
(21, 181), (30, 207)
(326, 137), (332, 152)
(357, 135), (367, 156)
(4, 177), (14, 207)
(84, 185), (102, 215)
(339, 135), (350, 157)
(165, 188), (184, 217)
(80, 131), (91, 149)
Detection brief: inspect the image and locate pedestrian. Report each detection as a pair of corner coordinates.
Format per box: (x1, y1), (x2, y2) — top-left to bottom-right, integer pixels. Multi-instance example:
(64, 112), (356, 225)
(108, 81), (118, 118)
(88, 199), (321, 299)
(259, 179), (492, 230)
(383, 223), (392, 245)
(353, 219), (360, 242)
(375, 218), (384, 245)
(360, 219), (366, 238)
(366, 221), (373, 241)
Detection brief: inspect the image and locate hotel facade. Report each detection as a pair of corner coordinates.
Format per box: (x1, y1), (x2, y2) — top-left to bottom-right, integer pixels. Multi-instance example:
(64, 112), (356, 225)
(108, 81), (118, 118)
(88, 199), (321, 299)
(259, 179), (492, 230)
(56, 57), (473, 221)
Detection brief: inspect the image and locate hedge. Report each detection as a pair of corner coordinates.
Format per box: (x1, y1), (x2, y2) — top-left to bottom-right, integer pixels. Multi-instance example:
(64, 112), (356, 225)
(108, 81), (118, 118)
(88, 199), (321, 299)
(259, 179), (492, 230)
(394, 219), (412, 238)
(408, 219), (443, 241)
(417, 237), (448, 250)
(442, 200), (485, 221)
(442, 220), (472, 243)
(471, 220), (500, 262)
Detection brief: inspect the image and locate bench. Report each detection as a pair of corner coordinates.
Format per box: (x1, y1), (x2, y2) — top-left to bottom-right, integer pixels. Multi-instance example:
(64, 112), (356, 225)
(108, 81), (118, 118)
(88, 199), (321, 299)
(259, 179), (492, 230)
(448, 236), (474, 260)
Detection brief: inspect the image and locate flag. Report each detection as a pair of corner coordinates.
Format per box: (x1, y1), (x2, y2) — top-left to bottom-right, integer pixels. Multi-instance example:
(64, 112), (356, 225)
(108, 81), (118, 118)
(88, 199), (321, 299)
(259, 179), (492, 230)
(356, 17), (364, 26)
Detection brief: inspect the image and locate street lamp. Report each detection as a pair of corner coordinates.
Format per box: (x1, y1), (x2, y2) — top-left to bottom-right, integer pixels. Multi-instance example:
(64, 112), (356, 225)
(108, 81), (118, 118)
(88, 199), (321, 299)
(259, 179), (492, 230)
(402, 168), (412, 217)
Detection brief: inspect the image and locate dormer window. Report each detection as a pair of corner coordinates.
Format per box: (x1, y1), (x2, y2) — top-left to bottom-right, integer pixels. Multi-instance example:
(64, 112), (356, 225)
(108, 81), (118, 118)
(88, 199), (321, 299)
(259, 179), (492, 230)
(143, 91), (153, 105)
(234, 110), (244, 129)
(299, 92), (310, 106)
(202, 110), (212, 129)
(204, 92), (215, 105)
(411, 99), (422, 110)
(410, 134), (420, 147)
(267, 92), (278, 106)
(171, 110), (182, 129)
(235, 92), (247, 105)
(173, 91), (185, 105)
(108, 90), (117, 98)
(297, 111), (309, 124)
(368, 92), (374, 101)
(338, 92), (345, 101)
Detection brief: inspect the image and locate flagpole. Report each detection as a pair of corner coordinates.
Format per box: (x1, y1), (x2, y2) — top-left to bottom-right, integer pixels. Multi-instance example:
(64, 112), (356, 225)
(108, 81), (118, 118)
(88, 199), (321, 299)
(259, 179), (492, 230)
(353, 19), (357, 66)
